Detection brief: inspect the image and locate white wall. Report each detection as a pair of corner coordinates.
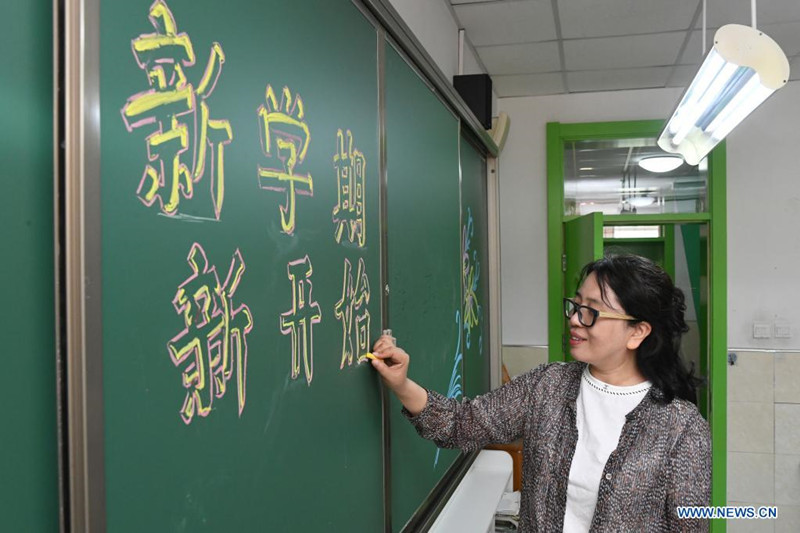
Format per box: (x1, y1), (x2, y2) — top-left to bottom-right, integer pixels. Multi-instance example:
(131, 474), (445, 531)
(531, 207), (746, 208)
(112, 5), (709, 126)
(726, 82), (800, 350)
(387, 0), (476, 80)
(387, 0), (498, 113)
(497, 82), (800, 351)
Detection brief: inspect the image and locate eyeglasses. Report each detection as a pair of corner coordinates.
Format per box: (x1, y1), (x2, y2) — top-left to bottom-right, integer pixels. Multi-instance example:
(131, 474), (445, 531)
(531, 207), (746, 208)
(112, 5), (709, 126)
(563, 298), (637, 328)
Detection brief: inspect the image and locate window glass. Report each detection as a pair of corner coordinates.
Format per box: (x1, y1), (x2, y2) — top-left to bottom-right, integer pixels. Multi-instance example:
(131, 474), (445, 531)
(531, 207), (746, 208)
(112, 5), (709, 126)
(603, 225), (661, 239)
(564, 138), (708, 216)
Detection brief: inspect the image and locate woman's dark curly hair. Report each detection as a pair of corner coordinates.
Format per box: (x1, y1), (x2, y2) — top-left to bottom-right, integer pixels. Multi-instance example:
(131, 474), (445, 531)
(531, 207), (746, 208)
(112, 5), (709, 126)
(579, 254), (704, 405)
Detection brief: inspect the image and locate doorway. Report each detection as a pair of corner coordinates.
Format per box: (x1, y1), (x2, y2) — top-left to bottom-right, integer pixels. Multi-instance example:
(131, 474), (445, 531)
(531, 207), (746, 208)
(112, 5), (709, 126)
(547, 120), (727, 518)
(563, 216), (709, 417)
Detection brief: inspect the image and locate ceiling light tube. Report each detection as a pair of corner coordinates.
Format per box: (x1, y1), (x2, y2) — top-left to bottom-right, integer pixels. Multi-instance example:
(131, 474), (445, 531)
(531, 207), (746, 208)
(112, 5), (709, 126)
(658, 24), (789, 165)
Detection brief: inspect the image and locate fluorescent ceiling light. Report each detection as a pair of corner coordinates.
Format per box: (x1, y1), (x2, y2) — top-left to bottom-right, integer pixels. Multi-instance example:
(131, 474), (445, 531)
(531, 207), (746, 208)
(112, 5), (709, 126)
(638, 155), (684, 173)
(658, 24), (789, 165)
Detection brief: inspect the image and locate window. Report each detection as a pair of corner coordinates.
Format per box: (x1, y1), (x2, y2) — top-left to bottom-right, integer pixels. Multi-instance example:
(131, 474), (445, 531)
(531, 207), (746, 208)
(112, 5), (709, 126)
(564, 139), (708, 216)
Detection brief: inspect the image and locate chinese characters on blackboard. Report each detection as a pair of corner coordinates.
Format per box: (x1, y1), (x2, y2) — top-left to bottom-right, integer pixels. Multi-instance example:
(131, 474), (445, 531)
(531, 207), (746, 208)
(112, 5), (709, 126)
(121, 0), (374, 423)
(121, 0), (231, 219)
(168, 244), (253, 424)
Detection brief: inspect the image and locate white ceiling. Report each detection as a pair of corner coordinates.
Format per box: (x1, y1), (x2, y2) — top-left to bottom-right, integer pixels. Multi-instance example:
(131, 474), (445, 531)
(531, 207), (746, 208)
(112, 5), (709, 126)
(449, 0), (800, 97)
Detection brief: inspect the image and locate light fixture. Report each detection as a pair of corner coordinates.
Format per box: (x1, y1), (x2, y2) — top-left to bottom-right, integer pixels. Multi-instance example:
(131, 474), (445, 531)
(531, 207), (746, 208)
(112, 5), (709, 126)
(658, 24), (790, 165)
(619, 161), (657, 212)
(627, 196), (656, 208)
(638, 155), (684, 173)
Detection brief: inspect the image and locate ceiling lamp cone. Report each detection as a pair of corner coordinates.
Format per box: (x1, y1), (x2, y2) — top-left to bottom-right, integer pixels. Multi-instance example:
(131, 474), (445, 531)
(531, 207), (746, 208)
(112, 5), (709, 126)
(658, 24), (790, 166)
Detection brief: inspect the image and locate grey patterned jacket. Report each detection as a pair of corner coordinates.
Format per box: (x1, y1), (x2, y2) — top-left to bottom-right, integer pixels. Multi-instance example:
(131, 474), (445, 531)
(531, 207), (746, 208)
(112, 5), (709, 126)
(404, 361), (711, 532)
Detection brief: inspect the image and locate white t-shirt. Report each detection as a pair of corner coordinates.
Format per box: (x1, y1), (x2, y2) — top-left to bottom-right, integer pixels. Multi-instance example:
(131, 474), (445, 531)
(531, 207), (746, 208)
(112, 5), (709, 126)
(563, 365), (652, 533)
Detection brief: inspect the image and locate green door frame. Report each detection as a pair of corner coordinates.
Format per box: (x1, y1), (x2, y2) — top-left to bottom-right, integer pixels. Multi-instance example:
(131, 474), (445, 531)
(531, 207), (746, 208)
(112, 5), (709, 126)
(546, 120), (727, 529)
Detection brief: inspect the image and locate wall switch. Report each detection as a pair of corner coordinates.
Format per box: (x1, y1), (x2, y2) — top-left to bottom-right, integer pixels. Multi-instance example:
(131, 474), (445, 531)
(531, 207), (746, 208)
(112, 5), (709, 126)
(753, 322), (772, 338)
(774, 324), (793, 339)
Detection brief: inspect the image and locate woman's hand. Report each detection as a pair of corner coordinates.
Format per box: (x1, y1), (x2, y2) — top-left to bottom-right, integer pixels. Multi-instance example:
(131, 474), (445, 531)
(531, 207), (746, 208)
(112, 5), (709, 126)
(370, 335), (409, 393)
(370, 335), (428, 415)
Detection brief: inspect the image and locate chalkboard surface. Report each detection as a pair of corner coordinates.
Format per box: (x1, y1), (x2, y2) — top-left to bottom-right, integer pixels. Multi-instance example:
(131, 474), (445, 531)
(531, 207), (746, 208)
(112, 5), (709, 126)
(101, 1), (382, 530)
(460, 134), (491, 398)
(91, 1), (493, 530)
(1, 1), (59, 531)
(385, 43), (464, 532)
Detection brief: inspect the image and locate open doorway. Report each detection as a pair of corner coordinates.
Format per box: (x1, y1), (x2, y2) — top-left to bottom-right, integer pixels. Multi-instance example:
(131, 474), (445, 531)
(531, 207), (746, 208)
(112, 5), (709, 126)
(547, 120), (727, 515)
(563, 218), (710, 416)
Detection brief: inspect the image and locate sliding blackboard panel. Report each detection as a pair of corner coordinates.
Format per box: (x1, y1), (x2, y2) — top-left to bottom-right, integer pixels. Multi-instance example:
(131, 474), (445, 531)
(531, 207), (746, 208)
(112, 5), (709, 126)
(0, 1), (59, 531)
(99, 1), (382, 530)
(385, 44), (463, 532)
(460, 134), (491, 398)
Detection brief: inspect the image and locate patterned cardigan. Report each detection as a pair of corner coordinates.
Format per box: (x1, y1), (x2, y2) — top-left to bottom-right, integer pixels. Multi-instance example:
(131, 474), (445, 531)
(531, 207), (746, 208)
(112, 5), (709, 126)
(404, 361), (711, 532)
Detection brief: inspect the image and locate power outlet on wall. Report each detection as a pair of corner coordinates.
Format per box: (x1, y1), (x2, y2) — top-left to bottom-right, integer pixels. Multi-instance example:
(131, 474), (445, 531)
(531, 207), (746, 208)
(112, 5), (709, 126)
(753, 322), (772, 339)
(774, 324), (793, 339)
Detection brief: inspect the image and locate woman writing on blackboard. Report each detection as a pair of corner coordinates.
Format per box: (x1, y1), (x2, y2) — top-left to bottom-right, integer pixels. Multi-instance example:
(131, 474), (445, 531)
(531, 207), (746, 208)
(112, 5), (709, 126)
(371, 254), (710, 532)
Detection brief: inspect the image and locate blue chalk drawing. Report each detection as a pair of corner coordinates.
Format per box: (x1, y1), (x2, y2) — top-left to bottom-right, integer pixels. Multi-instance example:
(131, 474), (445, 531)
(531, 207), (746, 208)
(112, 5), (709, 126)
(433, 207), (485, 468)
(462, 207), (481, 351)
(434, 310), (464, 468)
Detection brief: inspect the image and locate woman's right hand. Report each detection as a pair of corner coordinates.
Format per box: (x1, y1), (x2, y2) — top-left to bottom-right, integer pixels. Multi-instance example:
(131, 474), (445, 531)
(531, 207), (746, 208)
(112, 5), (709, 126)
(371, 335), (429, 415)
(370, 335), (410, 393)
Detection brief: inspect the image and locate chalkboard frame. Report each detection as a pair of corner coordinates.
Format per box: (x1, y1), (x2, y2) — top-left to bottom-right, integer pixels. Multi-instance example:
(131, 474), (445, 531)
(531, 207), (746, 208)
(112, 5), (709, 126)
(62, 1), (500, 532)
(62, 0), (106, 530)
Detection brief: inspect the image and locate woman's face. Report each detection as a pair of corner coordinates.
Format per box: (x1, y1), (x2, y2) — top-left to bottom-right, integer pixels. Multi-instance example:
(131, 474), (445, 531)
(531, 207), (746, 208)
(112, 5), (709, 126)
(568, 272), (643, 366)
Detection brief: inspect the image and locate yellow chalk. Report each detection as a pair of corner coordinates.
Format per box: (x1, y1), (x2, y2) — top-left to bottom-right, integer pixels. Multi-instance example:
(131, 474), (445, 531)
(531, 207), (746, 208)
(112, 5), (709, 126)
(364, 352), (377, 360)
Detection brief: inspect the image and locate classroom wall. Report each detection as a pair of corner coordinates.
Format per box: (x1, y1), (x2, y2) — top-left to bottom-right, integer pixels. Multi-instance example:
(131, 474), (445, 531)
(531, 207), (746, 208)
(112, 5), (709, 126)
(723, 82), (800, 533)
(496, 82), (800, 530)
(727, 350), (800, 532)
(496, 82), (800, 352)
(726, 81), (800, 351)
(387, 0), (462, 80)
(386, 3), (800, 525)
(495, 87), (683, 347)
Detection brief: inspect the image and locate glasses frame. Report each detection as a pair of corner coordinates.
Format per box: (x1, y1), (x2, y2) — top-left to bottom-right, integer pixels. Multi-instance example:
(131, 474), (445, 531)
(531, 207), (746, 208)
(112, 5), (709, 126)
(563, 298), (637, 327)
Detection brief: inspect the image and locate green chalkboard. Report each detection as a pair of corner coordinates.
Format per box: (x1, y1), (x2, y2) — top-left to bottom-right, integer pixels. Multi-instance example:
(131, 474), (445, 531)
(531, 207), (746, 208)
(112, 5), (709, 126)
(385, 43), (464, 532)
(0, 0), (59, 531)
(86, 1), (496, 530)
(100, 0), (382, 530)
(460, 134), (491, 398)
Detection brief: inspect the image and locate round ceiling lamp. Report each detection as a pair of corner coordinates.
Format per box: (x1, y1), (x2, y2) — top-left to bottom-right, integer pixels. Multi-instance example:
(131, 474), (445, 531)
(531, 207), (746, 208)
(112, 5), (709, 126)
(638, 155), (684, 173)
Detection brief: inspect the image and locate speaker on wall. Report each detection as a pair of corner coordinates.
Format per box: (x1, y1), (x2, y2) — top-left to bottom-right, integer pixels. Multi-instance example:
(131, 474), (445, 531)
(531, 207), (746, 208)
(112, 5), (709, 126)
(490, 112), (510, 154)
(453, 74), (492, 130)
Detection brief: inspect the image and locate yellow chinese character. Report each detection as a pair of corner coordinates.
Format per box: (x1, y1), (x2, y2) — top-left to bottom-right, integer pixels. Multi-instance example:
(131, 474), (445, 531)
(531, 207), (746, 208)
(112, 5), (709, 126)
(121, 0), (232, 219)
(332, 129), (366, 247)
(168, 243), (253, 423)
(258, 85), (313, 234)
(280, 255), (322, 384)
(334, 257), (371, 368)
